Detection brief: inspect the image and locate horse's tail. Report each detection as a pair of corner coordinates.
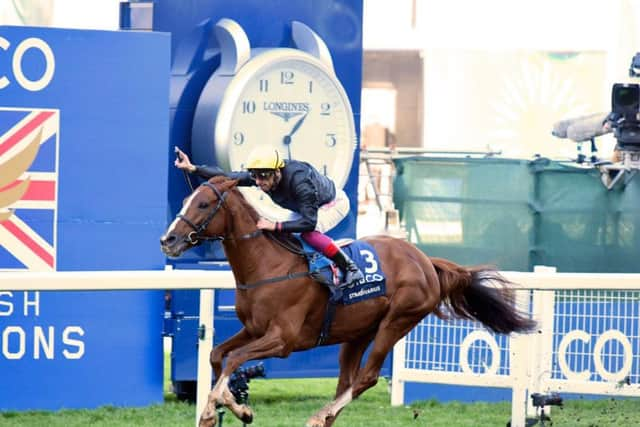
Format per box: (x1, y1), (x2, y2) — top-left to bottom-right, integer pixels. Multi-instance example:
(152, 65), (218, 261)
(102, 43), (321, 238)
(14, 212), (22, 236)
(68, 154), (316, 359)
(430, 257), (537, 334)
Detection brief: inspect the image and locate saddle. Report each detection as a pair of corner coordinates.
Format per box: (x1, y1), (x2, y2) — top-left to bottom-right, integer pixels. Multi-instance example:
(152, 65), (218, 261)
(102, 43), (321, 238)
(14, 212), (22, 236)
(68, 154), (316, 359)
(265, 231), (387, 345)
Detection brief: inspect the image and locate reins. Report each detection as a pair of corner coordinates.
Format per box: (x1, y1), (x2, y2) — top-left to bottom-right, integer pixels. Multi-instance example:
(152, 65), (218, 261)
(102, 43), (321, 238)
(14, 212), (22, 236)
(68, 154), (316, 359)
(177, 180), (323, 290)
(180, 165), (195, 192)
(263, 231), (307, 257)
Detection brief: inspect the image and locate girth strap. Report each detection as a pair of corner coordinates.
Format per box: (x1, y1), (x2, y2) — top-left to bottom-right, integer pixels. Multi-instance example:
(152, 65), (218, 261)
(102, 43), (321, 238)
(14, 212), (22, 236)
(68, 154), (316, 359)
(234, 266), (341, 347)
(235, 270), (313, 290)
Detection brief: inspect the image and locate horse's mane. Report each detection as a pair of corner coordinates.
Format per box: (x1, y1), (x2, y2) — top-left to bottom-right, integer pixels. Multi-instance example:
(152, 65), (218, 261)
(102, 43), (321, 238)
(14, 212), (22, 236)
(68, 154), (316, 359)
(207, 176), (260, 222)
(208, 176), (303, 254)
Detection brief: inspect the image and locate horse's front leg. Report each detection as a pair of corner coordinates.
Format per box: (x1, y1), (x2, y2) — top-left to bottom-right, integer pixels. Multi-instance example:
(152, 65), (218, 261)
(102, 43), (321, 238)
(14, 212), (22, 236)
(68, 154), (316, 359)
(200, 326), (292, 427)
(199, 328), (254, 427)
(210, 327), (252, 380)
(198, 375), (254, 427)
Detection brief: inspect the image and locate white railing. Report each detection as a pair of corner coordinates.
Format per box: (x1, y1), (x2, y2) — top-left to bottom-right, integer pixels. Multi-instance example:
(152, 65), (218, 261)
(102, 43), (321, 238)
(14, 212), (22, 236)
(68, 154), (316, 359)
(391, 268), (640, 427)
(0, 267), (236, 427)
(4, 268), (640, 427)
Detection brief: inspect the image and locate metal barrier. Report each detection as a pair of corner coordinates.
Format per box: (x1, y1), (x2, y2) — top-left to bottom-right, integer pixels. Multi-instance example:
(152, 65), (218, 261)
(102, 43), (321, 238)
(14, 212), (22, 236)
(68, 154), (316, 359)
(391, 269), (640, 427)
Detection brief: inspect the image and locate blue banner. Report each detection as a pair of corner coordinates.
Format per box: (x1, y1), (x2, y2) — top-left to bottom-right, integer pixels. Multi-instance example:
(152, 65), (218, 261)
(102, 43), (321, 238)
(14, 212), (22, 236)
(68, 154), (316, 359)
(0, 26), (170, 410)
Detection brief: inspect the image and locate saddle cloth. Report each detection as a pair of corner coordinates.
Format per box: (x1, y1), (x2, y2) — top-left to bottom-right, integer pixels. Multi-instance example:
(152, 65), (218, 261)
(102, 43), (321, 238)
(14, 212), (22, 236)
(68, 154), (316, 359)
(302, 238), (387, 305)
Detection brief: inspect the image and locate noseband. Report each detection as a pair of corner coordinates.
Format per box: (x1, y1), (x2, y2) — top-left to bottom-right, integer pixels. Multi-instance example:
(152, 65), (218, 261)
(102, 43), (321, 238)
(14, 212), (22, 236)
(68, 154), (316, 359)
(177, 182), (228, 244)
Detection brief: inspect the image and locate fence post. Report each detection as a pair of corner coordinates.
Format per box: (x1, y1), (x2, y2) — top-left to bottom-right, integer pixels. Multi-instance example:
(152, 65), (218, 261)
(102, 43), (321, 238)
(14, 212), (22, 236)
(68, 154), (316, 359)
(509, 289), (532, 427)
(528, 266), (557, 416)
(195, 289), (215, 427)
(391, 336), (406, 405)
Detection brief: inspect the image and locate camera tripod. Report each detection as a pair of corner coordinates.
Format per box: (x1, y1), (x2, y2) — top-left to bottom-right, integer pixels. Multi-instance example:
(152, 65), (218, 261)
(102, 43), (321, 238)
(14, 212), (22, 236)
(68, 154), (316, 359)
(532, 406), (554, 427)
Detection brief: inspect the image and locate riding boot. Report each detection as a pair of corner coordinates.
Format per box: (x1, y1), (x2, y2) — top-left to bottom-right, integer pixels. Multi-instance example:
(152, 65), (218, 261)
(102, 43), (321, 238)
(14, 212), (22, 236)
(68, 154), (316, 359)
(330, 249), (364, 287)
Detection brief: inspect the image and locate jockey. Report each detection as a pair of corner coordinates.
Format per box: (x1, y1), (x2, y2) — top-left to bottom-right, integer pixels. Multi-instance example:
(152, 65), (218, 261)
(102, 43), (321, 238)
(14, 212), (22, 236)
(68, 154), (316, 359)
(174, 146), (364, 287)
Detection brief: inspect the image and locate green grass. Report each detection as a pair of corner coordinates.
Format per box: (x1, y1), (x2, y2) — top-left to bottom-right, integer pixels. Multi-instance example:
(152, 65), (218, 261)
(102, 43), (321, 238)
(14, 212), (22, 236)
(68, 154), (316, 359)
(2, 378), (639, 426)
(1, 352), (638, 426)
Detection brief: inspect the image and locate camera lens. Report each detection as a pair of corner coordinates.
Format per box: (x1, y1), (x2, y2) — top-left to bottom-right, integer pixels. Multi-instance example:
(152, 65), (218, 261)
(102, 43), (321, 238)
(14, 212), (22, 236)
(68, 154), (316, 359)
(612, 83), (640, 111)
(616, 87), (639, 107)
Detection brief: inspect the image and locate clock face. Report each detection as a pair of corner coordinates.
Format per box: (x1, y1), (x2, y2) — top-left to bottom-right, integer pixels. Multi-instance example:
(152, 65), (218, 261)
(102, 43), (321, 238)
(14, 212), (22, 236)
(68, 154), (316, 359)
(215, 49), (357, 189)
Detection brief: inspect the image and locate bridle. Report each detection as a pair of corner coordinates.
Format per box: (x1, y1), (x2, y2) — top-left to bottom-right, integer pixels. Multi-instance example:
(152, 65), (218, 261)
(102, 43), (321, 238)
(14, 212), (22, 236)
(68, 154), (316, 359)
(176, 181), (262, 244)
(175, 180), (317, 293)
(177, 182), (228, 244)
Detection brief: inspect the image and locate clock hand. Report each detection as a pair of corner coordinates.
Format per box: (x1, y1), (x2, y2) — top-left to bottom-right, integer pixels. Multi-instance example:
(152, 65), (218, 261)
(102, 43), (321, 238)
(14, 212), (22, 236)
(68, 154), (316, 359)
(282, 113), (308, 159)
(288, 113), (307, 137)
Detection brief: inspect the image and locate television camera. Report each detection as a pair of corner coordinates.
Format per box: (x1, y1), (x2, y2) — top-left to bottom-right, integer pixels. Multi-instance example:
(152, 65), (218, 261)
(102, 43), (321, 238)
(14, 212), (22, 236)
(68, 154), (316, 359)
(552, 53), (640, 189)
(531, 392), (563, 408)
(216, 363), (266, 427)
(228, 363), (266, 405)
(529, 392), (563, 427)
(507, 392), (564, 427)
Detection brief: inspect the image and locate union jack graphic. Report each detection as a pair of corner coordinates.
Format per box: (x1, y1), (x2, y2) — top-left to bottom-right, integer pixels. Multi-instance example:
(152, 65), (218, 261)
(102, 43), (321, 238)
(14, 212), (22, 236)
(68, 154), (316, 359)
(0, 108), (59, 271)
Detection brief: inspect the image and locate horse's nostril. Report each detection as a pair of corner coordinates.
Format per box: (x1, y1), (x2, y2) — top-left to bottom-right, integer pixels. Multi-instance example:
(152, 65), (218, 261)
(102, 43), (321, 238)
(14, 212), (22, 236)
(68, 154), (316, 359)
(161, 235), (176, 246)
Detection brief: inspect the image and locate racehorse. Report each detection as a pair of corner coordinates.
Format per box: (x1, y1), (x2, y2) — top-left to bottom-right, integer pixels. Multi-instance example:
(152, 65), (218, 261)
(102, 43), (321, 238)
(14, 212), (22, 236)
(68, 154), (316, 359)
(160, 176), (537, 427)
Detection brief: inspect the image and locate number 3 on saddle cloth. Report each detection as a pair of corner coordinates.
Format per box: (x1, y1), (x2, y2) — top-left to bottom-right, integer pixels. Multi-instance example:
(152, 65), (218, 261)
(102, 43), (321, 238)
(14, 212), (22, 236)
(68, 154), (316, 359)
(299, 238), (387, 305)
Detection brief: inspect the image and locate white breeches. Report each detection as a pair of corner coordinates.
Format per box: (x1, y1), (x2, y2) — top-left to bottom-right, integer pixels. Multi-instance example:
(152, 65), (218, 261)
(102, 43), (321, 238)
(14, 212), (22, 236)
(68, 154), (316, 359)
(237, 187), (351, 232)
(315, 189), (350, 233)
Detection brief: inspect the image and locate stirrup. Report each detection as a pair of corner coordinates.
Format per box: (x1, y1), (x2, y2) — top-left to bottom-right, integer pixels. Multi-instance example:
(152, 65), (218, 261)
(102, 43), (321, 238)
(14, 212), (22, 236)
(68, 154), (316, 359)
(342, 269), (363, 287)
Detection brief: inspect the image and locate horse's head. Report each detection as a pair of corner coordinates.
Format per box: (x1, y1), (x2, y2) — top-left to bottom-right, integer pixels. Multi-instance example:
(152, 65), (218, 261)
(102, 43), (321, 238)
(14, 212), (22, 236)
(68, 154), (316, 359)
(160, 176), (237, 258)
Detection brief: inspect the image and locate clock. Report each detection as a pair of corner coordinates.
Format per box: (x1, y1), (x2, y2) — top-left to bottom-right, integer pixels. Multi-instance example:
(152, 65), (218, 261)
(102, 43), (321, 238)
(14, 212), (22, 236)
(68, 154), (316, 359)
(192, 18), (357, 190)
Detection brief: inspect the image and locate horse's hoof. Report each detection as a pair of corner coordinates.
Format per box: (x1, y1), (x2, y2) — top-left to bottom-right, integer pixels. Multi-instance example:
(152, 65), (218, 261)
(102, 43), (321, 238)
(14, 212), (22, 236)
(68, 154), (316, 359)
(198, 413), (218, 427)
(305, 416), (325, 427)
(241, 412), (253, 424)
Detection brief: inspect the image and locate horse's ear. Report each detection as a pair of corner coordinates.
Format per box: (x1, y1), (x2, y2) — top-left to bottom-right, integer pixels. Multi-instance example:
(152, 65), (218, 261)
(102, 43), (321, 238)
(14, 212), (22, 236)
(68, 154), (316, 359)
(219, 178), (239, 192)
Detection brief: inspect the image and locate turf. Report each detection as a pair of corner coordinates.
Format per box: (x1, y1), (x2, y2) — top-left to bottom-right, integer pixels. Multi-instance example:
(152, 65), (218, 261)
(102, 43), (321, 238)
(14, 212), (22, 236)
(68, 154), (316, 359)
(2, 377), (639, 427)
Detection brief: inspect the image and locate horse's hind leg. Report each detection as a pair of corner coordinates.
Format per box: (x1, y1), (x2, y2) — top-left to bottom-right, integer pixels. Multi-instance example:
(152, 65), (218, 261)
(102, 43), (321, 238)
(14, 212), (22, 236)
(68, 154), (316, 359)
(336, 333), (374, 397)
(306, 334), (374, 427)
(322, 335), (374, 427)
(305, 328), (396, 427)
(306, 315), (427, 427)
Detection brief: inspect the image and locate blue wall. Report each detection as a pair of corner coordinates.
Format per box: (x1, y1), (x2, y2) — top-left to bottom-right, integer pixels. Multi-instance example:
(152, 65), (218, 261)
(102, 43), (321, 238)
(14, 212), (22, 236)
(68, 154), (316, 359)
(0, 26), (170, 410)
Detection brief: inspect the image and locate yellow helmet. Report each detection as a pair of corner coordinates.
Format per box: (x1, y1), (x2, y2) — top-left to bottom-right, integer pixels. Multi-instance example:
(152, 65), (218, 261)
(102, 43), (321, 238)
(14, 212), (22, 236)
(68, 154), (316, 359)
(246, 146), (285, 170)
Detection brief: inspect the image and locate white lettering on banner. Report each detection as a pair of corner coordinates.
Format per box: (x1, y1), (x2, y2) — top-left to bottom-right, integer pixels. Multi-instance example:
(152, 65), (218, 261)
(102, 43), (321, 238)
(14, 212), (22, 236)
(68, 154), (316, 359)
(24, 291), (40, 316)
(1, 325), (86, 360)
(34, 326), (54, 359)
(0, 292), (40, 316)
(459, 330), (500, 375)
(0, 36), (55, 91)
(0, 292), (14, 316)
(62, 326), (85, 359)
(2, 326), (26, 359)
(558, 330), (591, 381)
(0, 37), (9, 89)
(559, 329), (633, 382)
(454, 328), (635, 381)
(0, 292), (86, 360)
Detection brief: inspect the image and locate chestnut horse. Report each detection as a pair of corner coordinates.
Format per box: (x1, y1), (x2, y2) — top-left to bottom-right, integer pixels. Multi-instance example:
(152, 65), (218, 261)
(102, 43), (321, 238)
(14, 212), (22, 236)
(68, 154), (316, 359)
(160, 176), (536, 427)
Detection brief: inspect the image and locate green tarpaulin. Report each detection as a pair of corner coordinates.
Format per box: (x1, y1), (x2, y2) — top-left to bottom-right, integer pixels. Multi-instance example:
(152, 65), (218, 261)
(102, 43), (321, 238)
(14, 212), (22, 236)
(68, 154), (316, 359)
(393, 157), (640, 272)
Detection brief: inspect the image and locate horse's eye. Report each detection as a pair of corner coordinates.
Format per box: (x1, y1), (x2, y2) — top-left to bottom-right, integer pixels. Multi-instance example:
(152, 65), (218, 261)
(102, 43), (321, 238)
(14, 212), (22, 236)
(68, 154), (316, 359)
(198, 201), (209, 209)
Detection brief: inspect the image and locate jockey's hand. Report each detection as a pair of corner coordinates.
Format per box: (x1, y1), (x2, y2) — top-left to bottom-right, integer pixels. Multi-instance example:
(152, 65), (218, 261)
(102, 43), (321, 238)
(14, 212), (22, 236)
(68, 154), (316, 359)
(174, 147), (196, 172)
(256, 218), (276, 231)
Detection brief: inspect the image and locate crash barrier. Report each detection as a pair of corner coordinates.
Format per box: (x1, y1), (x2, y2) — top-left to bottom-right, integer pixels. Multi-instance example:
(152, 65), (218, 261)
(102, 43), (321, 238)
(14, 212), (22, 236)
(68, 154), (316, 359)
(391, 268), (640, 427)
(4, 269), (639, 427)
